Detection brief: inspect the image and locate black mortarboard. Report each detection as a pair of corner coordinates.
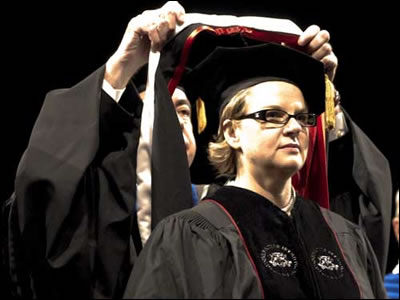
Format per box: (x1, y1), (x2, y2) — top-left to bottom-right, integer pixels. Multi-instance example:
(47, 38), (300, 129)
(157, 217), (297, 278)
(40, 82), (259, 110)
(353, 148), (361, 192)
(185, 42), (325, 120)
(181, 42), (326, 183)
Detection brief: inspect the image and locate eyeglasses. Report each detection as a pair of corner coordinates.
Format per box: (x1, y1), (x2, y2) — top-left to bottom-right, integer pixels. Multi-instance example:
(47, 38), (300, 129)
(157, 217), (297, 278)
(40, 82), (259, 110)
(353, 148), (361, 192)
(236, 109), (317, 127)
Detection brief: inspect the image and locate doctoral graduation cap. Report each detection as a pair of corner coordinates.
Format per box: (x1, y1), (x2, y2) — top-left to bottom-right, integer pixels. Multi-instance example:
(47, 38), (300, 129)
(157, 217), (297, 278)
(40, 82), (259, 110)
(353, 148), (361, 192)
(140, 14), (335, 231)
(183, 41), (326, 139)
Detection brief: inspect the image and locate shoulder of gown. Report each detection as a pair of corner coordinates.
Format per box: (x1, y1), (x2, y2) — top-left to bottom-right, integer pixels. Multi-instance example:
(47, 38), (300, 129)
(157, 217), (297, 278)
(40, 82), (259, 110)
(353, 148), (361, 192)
(124, 202), (264, 299)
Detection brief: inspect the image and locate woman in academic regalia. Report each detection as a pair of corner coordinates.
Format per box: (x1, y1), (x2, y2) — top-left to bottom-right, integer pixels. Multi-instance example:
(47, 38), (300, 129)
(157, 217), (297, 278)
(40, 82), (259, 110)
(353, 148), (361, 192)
(124, 42), (386, 299)
(2, 1), (387, 298)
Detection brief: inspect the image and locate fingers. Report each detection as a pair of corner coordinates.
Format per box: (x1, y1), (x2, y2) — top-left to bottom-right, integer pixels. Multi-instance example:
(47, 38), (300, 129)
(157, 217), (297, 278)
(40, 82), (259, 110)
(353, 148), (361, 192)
(311, 42), (332, 60)
(303, 30), (331, 55)
(147, 24), (162, 52)
(162, 1), (186, 24)
(298, 25), (338, 81)
(140, 1), (185, 52)
(321, 54), (338, 81)
(298, 25), (321, 47)
(106, 2), (185, 89)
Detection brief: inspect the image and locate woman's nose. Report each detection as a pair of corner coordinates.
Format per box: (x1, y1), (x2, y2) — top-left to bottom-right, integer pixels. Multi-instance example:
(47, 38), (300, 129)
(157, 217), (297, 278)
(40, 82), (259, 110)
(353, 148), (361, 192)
(283, 117), (302, 135)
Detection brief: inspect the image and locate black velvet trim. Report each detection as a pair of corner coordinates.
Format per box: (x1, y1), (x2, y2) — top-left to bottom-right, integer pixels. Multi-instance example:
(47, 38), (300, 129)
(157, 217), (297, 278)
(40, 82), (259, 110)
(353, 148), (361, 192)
(209, 186), (360, 299)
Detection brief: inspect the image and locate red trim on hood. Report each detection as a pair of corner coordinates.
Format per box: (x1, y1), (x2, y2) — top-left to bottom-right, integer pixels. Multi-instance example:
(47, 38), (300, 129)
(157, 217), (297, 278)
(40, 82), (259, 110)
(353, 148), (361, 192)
(293, 116), (330, 209)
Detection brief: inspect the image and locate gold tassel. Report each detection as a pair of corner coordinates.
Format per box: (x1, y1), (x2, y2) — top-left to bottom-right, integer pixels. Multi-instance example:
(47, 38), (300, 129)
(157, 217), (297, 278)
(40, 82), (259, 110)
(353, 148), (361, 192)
(325, 75), (336, 130)
(196, 97), (207, 134)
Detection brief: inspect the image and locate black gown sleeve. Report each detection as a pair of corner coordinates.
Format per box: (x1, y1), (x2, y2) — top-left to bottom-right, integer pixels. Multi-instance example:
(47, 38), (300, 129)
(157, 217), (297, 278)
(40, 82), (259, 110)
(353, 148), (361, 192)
(359, 230), (388, 299)
(123, 207), (263, 299)
(6, 66), (143, 298)
(321, 208), (387, 299)
(328, 108), (392, 275)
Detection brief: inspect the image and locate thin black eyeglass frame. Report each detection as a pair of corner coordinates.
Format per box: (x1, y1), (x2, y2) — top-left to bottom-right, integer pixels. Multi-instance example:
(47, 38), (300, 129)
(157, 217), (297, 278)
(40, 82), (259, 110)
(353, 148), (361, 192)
(236, 109), (317, 127)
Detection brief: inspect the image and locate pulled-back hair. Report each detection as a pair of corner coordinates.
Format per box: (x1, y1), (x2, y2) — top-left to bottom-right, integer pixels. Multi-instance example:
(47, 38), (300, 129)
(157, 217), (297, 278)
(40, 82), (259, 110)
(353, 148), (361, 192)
(208, 88), (250, 178)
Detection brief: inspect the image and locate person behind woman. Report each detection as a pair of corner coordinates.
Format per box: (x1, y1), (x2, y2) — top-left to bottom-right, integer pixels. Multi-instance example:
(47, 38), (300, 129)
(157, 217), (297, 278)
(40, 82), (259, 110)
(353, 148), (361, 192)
(0, 2), (347, 298)
(384, 189), (399, 299)
(124, 43), (386, 298)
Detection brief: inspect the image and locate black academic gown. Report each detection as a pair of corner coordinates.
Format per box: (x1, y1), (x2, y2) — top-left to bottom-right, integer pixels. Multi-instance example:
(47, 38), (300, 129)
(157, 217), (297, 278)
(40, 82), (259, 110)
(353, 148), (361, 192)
(4, 66), (144, 298)
(124, 186), (387, 299)
(328, 109), (392, 275)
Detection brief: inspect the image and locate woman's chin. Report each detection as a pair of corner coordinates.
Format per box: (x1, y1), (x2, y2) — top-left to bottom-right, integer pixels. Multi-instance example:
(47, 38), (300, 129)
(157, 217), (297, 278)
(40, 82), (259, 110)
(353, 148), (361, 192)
(278, 160), (303, 175)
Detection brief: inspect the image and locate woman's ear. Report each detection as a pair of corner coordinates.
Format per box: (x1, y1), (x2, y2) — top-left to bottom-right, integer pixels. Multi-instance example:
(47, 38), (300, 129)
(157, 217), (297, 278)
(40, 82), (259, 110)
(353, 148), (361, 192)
(222, 119), (241, 150)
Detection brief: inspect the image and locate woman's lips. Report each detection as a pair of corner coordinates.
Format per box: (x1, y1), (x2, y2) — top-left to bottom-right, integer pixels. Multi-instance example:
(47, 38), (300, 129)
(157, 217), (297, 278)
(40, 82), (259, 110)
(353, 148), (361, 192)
(280, 143), (300, 149)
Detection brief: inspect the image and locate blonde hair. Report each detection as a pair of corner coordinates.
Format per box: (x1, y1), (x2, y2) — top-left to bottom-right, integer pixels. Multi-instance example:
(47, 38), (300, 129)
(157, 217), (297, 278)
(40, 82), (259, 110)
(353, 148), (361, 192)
(208, 88), (250, 178)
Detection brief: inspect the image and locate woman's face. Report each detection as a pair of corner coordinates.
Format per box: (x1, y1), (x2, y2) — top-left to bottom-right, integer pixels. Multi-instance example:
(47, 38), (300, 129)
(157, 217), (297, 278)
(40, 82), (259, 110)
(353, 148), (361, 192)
(233, 81), (310, 178)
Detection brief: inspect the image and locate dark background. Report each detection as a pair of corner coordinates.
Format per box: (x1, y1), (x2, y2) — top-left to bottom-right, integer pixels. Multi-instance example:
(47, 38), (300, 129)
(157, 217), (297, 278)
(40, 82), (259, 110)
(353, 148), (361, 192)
(1, 1), (398, 296)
